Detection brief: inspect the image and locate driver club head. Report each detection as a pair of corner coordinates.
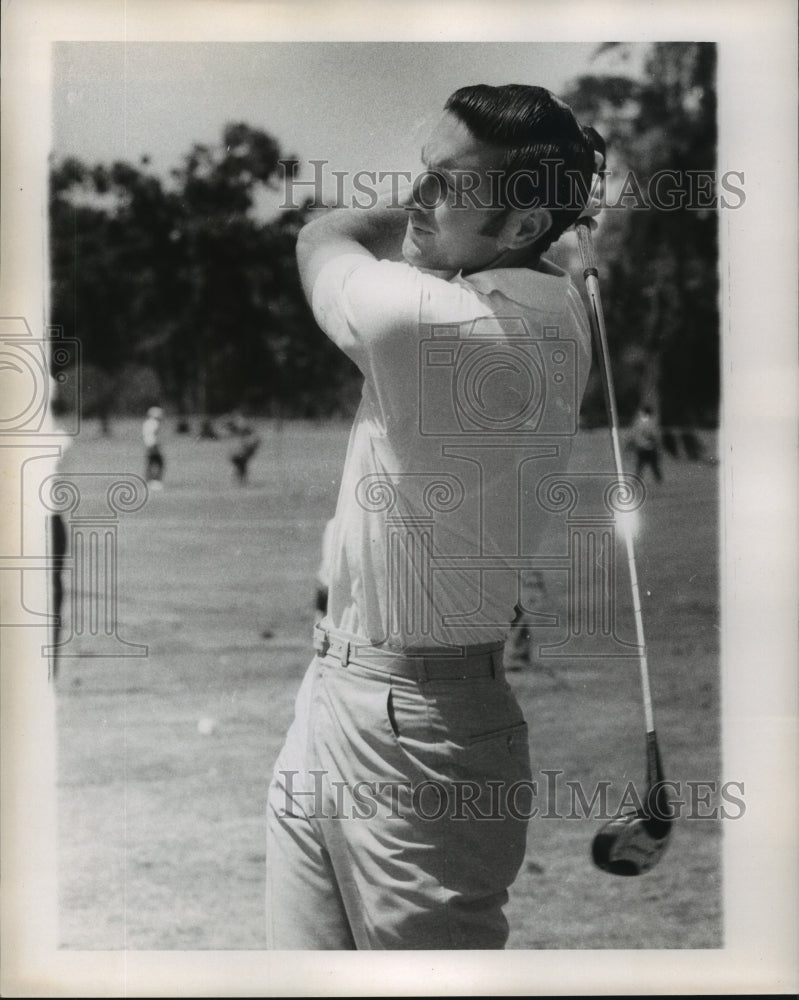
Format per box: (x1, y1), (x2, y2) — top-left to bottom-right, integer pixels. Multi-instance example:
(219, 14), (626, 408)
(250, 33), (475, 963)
(592, 785), (674, 876)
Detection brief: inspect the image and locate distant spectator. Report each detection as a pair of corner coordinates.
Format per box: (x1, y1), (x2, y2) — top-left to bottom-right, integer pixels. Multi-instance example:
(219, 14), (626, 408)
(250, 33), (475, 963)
(227, 411), (262, 484)
(198, 417), (218, 440)
(661, 427), (680, 459)
(504, 570), (549, 672)
(680, 429), (703, 462)
(142, 406), (165, 489)
(630, 405), (663, 483)
(45, 380), (71, 681)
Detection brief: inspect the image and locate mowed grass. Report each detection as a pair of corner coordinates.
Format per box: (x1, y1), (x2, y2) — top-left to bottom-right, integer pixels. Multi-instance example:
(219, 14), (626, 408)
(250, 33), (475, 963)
(54, 418), (722, 950)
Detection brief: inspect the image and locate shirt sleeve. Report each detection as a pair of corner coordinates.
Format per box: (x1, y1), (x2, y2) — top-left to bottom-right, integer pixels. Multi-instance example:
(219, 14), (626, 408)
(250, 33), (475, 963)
(311, 254), (488, 368)
(311, 254), (427, 366)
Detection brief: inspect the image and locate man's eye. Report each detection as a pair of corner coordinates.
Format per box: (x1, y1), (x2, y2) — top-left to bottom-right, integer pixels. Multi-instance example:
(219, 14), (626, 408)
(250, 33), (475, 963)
(413, 170), (448, 208)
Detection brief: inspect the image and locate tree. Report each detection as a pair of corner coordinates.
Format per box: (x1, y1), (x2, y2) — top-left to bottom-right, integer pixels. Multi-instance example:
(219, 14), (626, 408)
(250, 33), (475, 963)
(50, 155), (183, 427)
(564, 42), (719, 428)
(49, 124), (362, 421)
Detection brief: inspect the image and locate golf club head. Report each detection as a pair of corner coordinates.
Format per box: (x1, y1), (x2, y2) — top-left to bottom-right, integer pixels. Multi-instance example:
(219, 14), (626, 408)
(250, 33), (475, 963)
(592, 784), (673, 876)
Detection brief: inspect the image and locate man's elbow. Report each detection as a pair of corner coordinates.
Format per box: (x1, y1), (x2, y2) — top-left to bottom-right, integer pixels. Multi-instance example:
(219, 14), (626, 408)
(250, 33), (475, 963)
(297, 209), (339, 247)
(296, 214), (341, 301)
(296, 217), (320, 254)
(295, 213), (338, 272)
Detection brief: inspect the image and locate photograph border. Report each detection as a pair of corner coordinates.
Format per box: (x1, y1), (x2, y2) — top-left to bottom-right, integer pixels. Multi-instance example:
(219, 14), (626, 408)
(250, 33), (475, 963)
(1, 0), (797, 995)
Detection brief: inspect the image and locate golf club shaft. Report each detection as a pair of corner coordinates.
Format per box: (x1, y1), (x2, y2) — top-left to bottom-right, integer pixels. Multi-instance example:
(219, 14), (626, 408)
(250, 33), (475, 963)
(575, 220), (656, 740)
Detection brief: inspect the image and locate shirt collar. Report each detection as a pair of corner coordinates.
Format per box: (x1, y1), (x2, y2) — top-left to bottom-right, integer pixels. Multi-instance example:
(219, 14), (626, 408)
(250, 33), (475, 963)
(456, 257), (572, 311)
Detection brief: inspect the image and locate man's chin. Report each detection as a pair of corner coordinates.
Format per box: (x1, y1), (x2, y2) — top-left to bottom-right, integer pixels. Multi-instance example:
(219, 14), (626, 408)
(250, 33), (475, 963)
(402, 238), (444, 272)
(401, 235), (426, 266)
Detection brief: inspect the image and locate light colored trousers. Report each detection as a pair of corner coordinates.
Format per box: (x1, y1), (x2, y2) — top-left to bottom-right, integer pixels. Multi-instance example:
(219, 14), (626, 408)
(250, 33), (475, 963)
(265, 635), (532, 949)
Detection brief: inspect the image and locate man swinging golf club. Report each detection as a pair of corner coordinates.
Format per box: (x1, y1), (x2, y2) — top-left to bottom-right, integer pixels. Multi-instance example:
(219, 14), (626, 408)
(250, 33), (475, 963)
(265, 83), (664, 950)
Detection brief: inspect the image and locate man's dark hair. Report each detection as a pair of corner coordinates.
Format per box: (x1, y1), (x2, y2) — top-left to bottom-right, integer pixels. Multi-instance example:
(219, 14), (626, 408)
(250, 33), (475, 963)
(444, 84), (603, 253)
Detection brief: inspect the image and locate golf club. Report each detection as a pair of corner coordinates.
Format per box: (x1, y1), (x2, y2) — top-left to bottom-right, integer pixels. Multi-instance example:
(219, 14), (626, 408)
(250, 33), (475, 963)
(575, 210), (674, 877)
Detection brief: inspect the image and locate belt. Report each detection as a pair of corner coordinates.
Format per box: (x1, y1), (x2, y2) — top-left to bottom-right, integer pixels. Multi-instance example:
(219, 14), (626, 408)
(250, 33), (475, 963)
(313, 624), (505, 682)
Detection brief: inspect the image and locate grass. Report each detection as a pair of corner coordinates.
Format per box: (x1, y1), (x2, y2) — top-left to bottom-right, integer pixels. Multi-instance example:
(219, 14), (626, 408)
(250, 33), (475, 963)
(53, 417), (721, 950)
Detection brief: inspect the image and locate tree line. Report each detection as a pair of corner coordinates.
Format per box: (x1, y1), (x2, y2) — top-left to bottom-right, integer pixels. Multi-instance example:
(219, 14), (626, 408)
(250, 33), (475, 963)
(49, 42), (719, 429)
(49, 122), (361, 424)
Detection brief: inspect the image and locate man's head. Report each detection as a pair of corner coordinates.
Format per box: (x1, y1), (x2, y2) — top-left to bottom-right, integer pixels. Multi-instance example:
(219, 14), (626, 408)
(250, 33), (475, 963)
(400, 83), (601, 274)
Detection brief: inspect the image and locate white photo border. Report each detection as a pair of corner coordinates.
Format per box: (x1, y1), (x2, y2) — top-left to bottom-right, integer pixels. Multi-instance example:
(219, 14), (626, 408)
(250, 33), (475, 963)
(1, 0), (796, 995)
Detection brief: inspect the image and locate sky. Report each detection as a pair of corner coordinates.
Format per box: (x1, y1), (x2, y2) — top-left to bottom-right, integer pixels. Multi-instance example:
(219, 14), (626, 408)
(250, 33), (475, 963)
(51, 41), (647, 210)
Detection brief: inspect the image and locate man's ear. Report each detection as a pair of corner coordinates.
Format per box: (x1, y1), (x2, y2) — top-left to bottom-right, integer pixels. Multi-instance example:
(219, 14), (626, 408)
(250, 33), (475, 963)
(497, 207), (552, 250)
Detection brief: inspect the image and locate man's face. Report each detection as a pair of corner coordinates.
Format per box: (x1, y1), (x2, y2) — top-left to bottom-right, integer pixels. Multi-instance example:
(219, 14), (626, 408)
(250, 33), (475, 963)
(400, 111), (511, 273)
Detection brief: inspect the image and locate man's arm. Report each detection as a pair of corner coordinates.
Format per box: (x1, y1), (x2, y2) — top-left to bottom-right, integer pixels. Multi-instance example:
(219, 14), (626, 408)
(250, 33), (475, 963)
(296, 202), (408, 306)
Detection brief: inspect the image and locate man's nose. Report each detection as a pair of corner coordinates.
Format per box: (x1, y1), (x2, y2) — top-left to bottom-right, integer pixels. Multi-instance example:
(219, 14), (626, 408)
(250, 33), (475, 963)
(402, 170), (447, 212)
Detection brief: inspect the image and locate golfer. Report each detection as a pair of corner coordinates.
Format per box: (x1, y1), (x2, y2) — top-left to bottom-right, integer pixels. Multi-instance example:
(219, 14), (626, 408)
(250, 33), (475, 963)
(142, 406), (165, 489)
(266, 84), (602, 949)
(631, 405), (663, 482)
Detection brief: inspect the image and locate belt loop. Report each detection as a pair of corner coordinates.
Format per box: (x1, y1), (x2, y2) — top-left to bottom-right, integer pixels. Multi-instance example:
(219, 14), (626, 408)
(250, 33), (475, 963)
(314, 625), (330, 659)
(340, 639), (351, 667)
(414, 657), (429, 684)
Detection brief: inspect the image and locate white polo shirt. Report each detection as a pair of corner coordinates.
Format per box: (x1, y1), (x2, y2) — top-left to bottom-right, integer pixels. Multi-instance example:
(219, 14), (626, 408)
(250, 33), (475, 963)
(312, 254), (591, 651)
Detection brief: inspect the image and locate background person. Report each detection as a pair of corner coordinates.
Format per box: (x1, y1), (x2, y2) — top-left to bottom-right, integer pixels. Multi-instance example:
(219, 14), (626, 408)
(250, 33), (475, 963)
(227, 410), (262, 484)
(142, 406), (165, 489)
(504, 570), (550, 672)
(630, 404), (663, 482)
(43, 378), (72, 681)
